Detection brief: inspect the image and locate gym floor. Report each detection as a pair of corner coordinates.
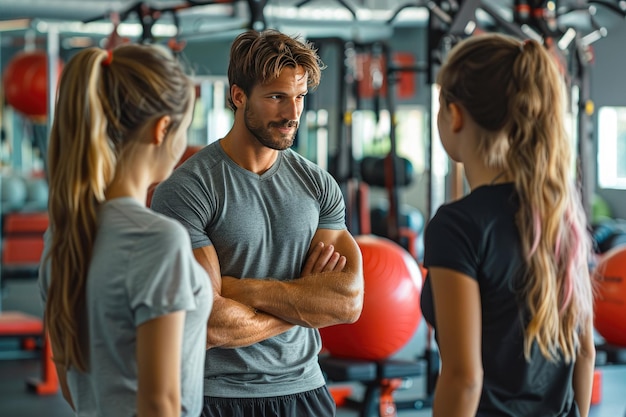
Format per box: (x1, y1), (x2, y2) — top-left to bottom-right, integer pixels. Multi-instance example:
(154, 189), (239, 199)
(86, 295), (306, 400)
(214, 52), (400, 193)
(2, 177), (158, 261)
(1, 280), (626, 417)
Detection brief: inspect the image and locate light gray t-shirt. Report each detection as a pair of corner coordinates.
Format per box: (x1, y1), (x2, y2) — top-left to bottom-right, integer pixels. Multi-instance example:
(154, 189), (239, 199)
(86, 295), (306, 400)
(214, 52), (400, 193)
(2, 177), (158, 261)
(39, 198), (212, 417)
(151, 140), (346, 398)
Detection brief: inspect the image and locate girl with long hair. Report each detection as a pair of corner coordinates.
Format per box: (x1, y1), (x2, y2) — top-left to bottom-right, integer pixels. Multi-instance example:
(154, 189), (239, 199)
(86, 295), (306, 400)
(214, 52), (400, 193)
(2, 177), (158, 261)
(39, 44), (212, 417)
(421, 33), (596, 417)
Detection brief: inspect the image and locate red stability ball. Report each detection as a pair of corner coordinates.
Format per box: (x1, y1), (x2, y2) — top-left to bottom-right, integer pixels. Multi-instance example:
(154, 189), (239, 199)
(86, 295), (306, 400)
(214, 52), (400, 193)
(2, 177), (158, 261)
(594, 246), (626, 347)
(320, 235), (423, 360)
(2, 50), (63, 118)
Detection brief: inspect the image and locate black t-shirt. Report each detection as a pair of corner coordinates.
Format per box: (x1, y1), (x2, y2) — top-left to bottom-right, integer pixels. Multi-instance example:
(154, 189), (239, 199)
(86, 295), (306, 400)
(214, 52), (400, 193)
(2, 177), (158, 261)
(421, 183), (579, 417)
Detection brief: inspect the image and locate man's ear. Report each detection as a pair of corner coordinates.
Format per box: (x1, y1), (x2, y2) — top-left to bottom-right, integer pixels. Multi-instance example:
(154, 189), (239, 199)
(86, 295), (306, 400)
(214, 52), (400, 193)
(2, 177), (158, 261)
(230, 84), (246, 109)
(153, 115), (171, 146)
(449, 102), (463, 133)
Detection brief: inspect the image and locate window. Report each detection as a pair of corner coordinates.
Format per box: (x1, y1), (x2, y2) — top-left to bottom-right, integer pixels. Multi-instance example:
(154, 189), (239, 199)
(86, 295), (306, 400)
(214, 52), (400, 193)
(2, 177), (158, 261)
(351, 107), (427, 174)
(190, 77), (233, 146)
(598, 106), (626, 189)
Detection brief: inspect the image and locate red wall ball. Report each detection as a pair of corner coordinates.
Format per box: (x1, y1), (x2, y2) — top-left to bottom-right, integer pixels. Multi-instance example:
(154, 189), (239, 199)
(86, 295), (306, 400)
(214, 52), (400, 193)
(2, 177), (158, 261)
(319, 235), (423, 360)
(2, 50), (63, 118)
(594, 246), (626, 347)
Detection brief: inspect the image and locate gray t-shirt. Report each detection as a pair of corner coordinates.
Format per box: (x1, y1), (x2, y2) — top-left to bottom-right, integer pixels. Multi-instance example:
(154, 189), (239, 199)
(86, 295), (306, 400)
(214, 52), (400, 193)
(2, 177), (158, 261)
(39, 198), (212, 417)
(151, 140), (346, 398)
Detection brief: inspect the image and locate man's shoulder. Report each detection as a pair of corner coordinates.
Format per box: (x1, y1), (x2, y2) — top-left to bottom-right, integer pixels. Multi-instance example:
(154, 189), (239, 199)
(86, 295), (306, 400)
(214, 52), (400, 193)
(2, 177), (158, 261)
(177, 141), (223, 170)
(161, 141), (225, 187)
(283, 147), (314, 164)
(282, 148), (330, 177)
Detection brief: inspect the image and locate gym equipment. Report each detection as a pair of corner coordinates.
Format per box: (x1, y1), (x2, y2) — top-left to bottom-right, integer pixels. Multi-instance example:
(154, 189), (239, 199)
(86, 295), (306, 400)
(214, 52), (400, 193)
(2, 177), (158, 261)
(320, 355), (425, 417)
(23, 176), (49, 212)
(1, 175), (28, 213)
(0, 210), (57, 395)
(593, 246), (626, 347)
(369, 204), (424, 235)
(595, 343), (626, 365)
(360, 156), (413, 188)
(0, 314), (58, 395)
(0, 312), (43, 360)
(370, 202), (424, 248)
(592, 220), (626, 254)
(1, 211), (49, 279)
(370, 202), (425, 261)
(319, 235), (422, 360)
(2, 50), (63, 118)
(26, 334), (59, 395)
(84, 0), (267, 48)
(313, 37), (423, 244)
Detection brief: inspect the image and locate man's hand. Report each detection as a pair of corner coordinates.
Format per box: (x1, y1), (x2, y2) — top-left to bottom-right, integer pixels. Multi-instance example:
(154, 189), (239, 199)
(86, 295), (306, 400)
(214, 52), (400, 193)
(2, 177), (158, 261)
(221, 242), (345, 303)
(301, 242), (346, 277)
(219, 229), (363, 328)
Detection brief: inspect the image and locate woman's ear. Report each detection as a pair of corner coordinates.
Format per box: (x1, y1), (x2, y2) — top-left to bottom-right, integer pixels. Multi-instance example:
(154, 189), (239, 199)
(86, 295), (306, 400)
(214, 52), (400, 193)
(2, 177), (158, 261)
(449, 102), (463, 133)
(153, 115), (172, 146)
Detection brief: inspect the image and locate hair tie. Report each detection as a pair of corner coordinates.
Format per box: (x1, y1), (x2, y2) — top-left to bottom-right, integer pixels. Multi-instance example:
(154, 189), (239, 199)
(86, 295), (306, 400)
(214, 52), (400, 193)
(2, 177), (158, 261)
(519, 39), (531, 53)
(102, 49), (113, 67)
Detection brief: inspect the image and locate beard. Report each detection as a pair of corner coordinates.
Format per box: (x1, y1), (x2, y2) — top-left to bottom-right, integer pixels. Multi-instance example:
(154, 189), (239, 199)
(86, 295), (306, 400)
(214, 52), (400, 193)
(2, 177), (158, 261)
(244, 103), (298, 151)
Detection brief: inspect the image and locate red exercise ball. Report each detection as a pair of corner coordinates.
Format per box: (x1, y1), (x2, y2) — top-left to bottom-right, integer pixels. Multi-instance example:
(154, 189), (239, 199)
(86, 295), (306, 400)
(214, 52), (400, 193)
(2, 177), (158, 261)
(594, 246), (626, 346)
(320, 235), (423, 360)
(2, 50), (63, 118)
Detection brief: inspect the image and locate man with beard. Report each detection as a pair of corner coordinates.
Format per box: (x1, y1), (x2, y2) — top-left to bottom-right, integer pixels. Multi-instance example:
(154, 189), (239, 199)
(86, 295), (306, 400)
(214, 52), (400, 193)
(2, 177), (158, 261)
(151, 29), (364, 417)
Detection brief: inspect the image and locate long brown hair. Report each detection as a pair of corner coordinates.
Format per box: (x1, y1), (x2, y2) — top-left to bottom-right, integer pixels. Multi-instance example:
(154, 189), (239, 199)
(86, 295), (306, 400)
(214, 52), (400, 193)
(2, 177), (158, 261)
(45, 44), (194, 372)
(437, 33), (593, 362)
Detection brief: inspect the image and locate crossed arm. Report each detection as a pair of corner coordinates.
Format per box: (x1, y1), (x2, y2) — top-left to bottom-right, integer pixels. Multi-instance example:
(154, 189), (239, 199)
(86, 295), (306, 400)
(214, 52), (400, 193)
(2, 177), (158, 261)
(197, 228), (364, 349)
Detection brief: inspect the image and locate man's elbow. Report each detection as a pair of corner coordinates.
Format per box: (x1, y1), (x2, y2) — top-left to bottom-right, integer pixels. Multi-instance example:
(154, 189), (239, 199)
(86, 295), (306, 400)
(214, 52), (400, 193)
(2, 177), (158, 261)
(205, 329), (221, 349)
(340, 284), (364, 324)
(313, 288), (363, 327)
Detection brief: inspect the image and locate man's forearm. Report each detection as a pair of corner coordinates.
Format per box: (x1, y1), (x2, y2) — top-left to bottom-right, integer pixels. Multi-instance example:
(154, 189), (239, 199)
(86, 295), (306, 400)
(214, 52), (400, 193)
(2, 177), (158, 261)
(206, 295), (294, 349)
(221, 271), (364, 328)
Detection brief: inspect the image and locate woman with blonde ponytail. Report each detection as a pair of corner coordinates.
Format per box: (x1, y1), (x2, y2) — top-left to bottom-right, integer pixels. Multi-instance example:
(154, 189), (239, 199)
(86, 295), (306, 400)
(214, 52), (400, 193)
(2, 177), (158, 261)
(39, 44), (212, 417)
(420, 33), (596, 417)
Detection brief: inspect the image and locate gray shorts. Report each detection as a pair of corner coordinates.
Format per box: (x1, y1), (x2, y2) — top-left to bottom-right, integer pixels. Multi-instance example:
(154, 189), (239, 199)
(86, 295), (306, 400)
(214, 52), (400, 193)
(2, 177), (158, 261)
(200, 386), (336, 417)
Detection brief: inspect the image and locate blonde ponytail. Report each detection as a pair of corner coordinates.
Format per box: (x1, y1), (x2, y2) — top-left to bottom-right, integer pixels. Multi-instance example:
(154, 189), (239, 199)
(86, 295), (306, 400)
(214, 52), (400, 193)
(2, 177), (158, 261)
(45, 45), (194, 371)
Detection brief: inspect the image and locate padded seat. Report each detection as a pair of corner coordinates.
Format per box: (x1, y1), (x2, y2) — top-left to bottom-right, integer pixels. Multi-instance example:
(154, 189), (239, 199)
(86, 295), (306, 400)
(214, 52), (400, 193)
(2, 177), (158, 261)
(0, 311), (43, 336)
(2, 211), (48, 279)
(0, 311), (43, 361)
(0, 311), (58, 395)
(4, 212), (49, 234)
(376, 358), (423, 379)
(319, 355), (377, 381)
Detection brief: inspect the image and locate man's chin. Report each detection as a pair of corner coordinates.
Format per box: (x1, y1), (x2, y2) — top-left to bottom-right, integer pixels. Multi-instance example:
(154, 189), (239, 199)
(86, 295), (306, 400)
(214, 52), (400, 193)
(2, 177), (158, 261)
(269, 135), (295, 150)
